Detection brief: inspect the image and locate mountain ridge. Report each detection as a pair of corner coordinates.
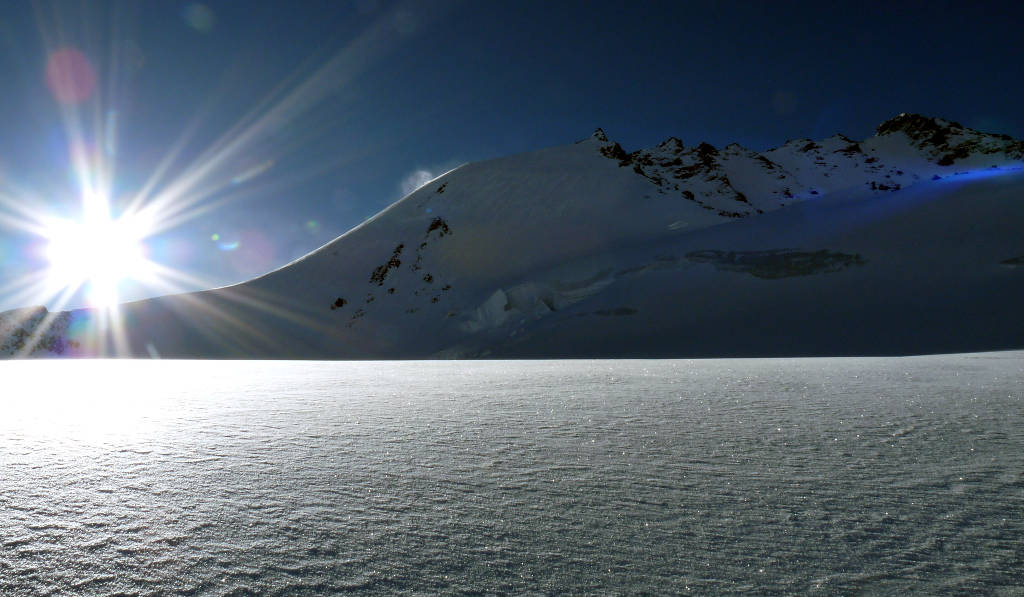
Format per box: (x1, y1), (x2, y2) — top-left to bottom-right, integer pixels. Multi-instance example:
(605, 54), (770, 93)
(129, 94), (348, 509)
(3, 113), (1023, 358)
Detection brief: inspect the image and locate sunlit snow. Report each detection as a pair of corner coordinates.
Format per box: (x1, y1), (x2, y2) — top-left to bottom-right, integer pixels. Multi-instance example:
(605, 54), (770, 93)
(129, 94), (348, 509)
(1, 355), (1021, 593)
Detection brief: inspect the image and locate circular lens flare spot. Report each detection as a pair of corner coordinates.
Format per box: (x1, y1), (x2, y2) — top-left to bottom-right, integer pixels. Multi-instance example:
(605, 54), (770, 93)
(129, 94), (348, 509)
(45, 48), (97, 104)
(183, 3), (217, 33)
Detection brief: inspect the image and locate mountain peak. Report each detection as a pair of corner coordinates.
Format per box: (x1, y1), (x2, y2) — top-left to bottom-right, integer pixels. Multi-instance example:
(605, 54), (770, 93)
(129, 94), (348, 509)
(695, 141), (718, 157)
(876, 113), (964, 138)
(657, 136), (684, 152)
(592, 128), (609, 142)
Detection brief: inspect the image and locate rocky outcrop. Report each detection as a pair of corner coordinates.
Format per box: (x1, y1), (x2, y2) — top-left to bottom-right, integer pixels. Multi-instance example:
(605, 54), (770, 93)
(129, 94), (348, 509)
(0, 306), (78, 356)
(686, 249), (866, 279)
(331, 217), (456, 327)
(876, 113), (1024, 167)
(592, 113), (1024, 224)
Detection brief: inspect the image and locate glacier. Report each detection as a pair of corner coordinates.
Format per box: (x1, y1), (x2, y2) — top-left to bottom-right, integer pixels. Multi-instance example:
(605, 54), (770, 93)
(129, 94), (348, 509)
(2, 113), (1023, 358)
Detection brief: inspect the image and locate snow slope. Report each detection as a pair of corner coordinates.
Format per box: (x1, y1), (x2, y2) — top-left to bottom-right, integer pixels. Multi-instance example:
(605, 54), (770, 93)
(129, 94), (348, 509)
(3, 114), (1023, 358)
(477, 170), (1024, 357)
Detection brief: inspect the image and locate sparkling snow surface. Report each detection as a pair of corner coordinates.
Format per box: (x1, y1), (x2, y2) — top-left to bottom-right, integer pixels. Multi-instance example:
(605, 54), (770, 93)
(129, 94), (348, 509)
(1, 355), (1022, 594)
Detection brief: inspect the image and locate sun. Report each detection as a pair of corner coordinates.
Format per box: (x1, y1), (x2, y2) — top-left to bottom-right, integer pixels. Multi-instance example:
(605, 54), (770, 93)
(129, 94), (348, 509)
(43, 209), (154, 307)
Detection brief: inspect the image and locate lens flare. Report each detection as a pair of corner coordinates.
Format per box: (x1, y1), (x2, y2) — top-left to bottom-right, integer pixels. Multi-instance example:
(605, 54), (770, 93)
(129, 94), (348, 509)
(0, 0), (449, 357)
(182, 3), (216, 33)
(45, 48), (97, 104)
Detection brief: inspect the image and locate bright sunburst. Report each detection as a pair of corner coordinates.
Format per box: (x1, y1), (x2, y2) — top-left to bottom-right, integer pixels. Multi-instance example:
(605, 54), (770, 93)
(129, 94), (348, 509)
(42, 203), (154, 307)
(0, 1), (421, 357)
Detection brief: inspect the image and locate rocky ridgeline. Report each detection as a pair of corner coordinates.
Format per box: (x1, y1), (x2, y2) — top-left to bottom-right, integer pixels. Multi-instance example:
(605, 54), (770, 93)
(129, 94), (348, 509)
(595, 114), (1024, 220)
(875, 113), (1024, 166)
(0, 306), (78, 357)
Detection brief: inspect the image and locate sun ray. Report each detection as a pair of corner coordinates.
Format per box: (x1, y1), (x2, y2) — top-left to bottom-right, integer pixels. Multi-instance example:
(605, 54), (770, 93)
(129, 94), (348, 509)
(12, 281), (82, 357)
(132, 0), (440, 236)
(1, 1), (456, 358)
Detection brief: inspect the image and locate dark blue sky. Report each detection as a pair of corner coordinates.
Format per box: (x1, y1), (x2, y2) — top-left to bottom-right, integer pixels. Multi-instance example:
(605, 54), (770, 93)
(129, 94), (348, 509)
(1, 0), (1022, 308)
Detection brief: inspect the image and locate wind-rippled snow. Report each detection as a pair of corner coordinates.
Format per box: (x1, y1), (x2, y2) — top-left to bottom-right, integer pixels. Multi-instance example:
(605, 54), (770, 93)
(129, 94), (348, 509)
(1, 354), (1022, 594)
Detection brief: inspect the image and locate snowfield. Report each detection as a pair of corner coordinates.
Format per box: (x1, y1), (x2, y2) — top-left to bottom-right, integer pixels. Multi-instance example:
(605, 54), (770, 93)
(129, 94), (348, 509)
(1, 356), (1022, 593)
(2, 114), (1023, 358)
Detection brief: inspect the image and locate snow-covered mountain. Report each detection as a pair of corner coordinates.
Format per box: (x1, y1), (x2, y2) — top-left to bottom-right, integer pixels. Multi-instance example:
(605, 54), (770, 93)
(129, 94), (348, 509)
(4, 113), (1024, 358)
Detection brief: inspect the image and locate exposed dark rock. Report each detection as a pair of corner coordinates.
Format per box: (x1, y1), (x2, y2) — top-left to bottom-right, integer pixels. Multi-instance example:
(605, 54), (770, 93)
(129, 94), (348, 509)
(836, 142), (862, 156)
(876, 113), (964, 139)
(696, 142), (719, 166)
(370, 244), (404, 285)
(426, 217), (451, 237)
(658, 137), (684, 153)
(937, 144), (975, 166)
(599, 142), (631, 164)
(876, 113), (1024, 166)
(686, 249), (866, 279)
(0, 309), (77, 354)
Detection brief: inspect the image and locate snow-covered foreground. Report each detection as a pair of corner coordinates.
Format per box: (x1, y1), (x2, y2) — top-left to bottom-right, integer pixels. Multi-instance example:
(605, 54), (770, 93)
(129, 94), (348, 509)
(1, 354), (1022, 594)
